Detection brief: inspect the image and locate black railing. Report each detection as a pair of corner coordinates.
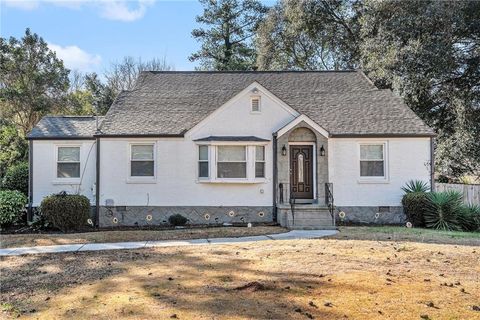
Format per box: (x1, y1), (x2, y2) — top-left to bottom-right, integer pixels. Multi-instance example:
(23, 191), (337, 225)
(325, 182), (336, 226)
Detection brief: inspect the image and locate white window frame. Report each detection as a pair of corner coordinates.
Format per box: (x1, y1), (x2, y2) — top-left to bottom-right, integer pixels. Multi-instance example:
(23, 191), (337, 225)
(216, 145), (248, 180)
(358, 141), (389, 183)
(53, 144), (82, 184)
(127, 142), (157, 183)
(255, 145), (265, 178)
(196, 142), (268, 183)
(198, 145), (209, 180)
(250, 95), (261, 114)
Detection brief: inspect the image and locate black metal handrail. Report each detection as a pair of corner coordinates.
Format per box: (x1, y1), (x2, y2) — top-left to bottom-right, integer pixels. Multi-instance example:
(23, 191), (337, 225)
(325, 183), (336, 226)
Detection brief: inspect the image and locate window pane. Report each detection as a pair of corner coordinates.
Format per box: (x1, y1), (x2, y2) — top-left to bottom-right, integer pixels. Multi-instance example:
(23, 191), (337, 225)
(218, 146), (245, 161)
(360, 161), (384, 177)
(57, 163), (80, 178)
(131, 161), (154, 176)
(255, 162), (265, 178)
(217, 162), (246, 178)
(132, 145), (154, 160)
(58, 147), (80, 162)
(360, 145), (383, 160)
(199, 162), (209, 178)
(255, 146), (265, 161)
(199, 145), (208, 160)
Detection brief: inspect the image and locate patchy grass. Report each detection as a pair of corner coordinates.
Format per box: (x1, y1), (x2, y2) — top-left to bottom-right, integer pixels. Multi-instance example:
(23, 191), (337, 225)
(0, 226), (286, 249)
(330, 226), (480, 246)
(1, 238), (479, 319)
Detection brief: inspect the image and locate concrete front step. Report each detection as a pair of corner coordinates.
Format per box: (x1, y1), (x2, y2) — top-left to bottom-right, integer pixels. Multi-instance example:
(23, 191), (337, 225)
(289, 211), (332, 219)
(289, 225), (337, 230)
(277, 204), (336, 229)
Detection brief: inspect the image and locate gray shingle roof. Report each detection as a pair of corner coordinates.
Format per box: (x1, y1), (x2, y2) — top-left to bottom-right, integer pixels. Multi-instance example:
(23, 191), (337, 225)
(28, 116), (104, 139)
(99, 71), (433, 137)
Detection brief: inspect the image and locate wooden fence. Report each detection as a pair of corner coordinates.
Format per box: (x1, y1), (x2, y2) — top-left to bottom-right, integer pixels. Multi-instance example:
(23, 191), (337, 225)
(435, 183), (480, 205)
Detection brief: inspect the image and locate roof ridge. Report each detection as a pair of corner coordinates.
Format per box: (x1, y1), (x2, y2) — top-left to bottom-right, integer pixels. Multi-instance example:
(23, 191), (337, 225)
(43, 115), (99, 118)
(141, 70), (358, 74)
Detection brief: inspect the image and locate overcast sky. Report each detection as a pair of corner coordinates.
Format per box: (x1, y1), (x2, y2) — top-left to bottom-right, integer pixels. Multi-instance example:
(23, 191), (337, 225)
(0, 0), (209, 73)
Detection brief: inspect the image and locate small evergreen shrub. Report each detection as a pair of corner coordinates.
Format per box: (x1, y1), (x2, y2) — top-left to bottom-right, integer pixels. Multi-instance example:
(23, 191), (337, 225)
(168, 214), (188, 226)
(402, 192), (428, 227)
(40, 193), (90, 232)
(458, 204), (480, 232)
(424, 190), (463, 231)
(0, 190), (27, 227)
(1, 162), (29, 196)
(401, 180), (430, 227)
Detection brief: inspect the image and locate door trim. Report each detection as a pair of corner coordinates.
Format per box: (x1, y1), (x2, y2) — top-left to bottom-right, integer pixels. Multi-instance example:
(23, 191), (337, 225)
(289, 142), (316, 200)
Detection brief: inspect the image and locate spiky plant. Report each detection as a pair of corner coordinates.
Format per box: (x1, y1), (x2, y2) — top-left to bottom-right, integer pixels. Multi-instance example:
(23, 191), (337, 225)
(458, 204), (480, 232)
(401, 180), (430, 193)
(424, 191), (463, 231)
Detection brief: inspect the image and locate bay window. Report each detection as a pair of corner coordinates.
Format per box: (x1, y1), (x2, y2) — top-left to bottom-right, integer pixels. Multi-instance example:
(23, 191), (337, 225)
(217, 146), (246, 178)
(255, 146), (265, 178)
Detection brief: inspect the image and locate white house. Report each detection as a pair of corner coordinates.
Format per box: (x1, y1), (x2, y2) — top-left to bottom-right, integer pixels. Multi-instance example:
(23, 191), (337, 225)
(27, 71), (435, 229)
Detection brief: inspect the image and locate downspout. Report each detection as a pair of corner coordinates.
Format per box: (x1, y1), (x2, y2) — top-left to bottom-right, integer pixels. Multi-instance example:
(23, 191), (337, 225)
(430, 137), (435, 192)
(272, 133), (278, 222)
(27, 140), (33, 222)
(95, 137), (100, 227)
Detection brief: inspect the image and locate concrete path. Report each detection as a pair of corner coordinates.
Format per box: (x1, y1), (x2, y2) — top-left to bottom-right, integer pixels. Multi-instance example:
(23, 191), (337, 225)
(0, 230), (337, 256)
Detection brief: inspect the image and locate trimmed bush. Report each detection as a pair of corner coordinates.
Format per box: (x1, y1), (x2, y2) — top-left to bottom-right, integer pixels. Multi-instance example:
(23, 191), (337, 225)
(40, 193), (90, 232)
(424, 190), (463, 231)
(0, 190), (27, 227)
(168, 214), (188, 227)
(402, 192), (428, 227)
(401, 180), (430, 227)
(458, 204), (480, 232)
(1, 162), (29, 196)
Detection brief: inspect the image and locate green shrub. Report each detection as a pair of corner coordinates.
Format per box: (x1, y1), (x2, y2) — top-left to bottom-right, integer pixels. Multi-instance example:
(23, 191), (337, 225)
(424, 191), (463, 231)
(40, 193), (90, 232)
(168, 214), (188, 226)
(458, 204), (480, 232)
(0, 190), (27, 227)
(402, 192), (428, 227)
(401, 180), (430, 193)
(1, 162), (29, 196)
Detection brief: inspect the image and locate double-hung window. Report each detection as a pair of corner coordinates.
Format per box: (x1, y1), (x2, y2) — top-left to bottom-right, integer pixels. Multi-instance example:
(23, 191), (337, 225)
(217, 146), (247, 178)
(57, 146), (80, 178)
(198, 145), (209, 178)
(359, 144), (386, 178)
(255, 146), (265, 178)
(130, 144), (155, 177)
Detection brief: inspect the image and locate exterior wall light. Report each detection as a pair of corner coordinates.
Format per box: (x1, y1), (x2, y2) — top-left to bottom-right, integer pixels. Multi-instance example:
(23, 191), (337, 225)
(320, 145), (325, 156)
(282, 145), (287, 156)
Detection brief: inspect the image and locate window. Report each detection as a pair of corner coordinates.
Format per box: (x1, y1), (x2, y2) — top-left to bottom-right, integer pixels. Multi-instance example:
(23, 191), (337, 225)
(255, 146), (265, 178)
(130, 144), (154, 177)
(57, 146), (80, 178)
(251, 96), (260, 112)
(198, 145), (209, 178)
(217, 146), (246, 178)
(360, 144), (385, 177)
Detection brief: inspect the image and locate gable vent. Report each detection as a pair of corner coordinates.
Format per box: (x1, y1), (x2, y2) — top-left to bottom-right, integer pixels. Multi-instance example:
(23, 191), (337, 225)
(251, 97), (260, 112)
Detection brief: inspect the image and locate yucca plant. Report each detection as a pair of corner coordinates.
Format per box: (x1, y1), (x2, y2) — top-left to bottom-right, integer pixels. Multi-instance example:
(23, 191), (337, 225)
(424, 191), (463, 231)
(458, 204), (480, 232)
(401, 180), (430, 193)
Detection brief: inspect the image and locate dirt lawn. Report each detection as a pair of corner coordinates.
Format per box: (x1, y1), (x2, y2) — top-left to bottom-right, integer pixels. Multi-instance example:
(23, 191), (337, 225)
(0, 226), (285, 249)
(1, 237), (479, 319)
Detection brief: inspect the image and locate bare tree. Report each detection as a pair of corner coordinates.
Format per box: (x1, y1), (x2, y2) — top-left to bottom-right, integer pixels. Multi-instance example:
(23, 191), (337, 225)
(104, 56), (173, 92)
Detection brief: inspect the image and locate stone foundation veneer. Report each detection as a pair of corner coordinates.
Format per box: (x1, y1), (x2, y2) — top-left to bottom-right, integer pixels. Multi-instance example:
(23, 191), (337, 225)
(98, 206), (273, 227)
(335, 206), (405, 225)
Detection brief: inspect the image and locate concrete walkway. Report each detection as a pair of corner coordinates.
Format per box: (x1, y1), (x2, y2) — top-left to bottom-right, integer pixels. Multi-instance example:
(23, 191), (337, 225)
(0, 230), (337, 256)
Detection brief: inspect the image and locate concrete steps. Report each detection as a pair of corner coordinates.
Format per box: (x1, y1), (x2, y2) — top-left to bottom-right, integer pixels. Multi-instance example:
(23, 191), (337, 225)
(277, 204), (335, 230)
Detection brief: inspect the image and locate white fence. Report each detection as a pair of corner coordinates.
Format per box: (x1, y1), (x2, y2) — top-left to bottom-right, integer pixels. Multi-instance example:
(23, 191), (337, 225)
(435, 183), (480, 205)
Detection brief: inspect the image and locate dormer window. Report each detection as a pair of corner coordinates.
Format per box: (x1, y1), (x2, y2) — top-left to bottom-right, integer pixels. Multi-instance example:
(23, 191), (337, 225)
(251, 96), (261, 113)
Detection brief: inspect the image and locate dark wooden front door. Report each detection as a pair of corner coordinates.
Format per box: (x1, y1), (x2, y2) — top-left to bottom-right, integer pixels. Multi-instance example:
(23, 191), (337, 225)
(290, 145), (314, 199)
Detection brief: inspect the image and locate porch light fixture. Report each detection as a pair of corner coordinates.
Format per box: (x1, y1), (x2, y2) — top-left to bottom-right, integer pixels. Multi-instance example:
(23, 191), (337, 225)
(282, 145), (287, 156)
(320, 145), (325, 156)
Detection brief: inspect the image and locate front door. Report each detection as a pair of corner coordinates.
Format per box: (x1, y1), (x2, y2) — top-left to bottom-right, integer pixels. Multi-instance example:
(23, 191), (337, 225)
(290, 145), (314, 200)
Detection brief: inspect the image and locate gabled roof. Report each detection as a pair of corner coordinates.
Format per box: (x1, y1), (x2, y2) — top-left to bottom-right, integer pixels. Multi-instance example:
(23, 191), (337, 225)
(98, 71), (433, 137)
(27, 116), (104, 139)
